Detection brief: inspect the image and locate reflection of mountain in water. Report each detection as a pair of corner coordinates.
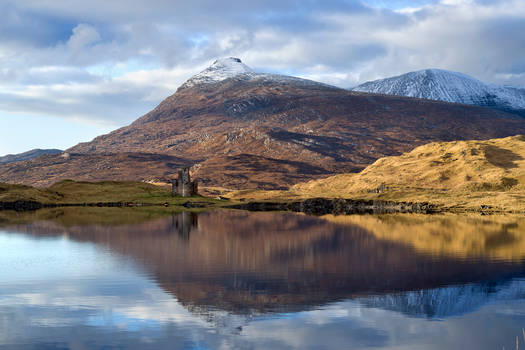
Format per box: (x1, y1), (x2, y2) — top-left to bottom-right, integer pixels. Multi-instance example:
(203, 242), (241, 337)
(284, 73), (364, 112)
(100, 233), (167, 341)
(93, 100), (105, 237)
(360, 279), (525, 319)
(2, 209), (525, 318)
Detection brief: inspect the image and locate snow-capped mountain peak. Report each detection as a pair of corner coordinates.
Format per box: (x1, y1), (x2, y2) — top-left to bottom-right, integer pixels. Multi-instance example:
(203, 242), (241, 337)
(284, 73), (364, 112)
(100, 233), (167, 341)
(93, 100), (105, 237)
(179, 57), (339, 91)
(181, 57), (254, 88)
(353, 68), (525, 114)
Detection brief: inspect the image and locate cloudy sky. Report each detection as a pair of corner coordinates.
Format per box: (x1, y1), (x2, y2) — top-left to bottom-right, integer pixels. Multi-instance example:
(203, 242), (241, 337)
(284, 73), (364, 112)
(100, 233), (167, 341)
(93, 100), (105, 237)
(1, 0), (524, 155)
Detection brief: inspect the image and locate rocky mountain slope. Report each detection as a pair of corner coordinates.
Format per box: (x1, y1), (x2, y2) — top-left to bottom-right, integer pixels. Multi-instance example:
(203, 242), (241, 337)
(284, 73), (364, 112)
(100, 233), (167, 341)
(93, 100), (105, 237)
(0, 149), (62, 164)
(353, 69), (525, 116)
(2, 58), (525, 189)
(0, 152), (188, 188)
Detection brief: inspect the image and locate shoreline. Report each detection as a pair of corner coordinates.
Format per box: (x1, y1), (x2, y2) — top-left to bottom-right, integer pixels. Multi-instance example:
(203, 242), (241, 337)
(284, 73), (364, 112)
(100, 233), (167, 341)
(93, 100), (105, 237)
(0, 199), (215, 212)
(228, 198), (440, 215)
(230, 198), (525, 215)
(5, 197), (521, 215)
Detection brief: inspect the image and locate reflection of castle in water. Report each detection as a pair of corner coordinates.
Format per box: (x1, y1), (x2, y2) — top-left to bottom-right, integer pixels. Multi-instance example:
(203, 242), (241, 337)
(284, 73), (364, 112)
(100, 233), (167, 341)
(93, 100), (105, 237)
(3, 209), (525, 318)
(172, 212), (198, 239)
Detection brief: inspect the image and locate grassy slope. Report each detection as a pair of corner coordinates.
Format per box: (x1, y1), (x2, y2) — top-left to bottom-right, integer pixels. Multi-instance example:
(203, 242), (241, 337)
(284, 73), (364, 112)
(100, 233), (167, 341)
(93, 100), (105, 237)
(0, 180), (222, 206)
(226, 135), (525, 212)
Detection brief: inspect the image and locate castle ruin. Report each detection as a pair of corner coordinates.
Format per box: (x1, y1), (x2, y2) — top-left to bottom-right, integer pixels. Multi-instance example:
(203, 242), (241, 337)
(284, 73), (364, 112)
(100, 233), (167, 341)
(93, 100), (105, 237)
(172, 167), (198, 197)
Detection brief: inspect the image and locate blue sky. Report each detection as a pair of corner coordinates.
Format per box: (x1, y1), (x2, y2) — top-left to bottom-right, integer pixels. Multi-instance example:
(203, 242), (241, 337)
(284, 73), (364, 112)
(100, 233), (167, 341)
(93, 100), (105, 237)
(1, 0), (525, 155)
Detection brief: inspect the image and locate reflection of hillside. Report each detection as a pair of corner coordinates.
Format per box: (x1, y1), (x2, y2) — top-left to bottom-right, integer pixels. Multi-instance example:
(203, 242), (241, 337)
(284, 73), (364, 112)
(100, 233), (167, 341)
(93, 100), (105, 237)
(3, 209), (525, 315)
(0, 207), (180, 227)
(323, 214), (525, 260)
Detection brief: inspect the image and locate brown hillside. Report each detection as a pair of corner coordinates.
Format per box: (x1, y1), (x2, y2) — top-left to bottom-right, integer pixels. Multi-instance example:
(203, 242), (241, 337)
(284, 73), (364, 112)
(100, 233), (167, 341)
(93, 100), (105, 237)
(0, 152), (188, 188)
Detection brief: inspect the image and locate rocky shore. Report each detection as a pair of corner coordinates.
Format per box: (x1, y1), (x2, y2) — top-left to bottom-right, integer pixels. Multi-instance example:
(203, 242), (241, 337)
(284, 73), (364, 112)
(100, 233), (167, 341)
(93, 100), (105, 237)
(228, 198), (437, 215)
(0, 200), (44, 211)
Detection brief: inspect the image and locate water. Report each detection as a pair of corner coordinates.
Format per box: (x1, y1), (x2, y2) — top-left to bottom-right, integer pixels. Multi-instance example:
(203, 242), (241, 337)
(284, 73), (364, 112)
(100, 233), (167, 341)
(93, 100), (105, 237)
(1, 208), (525, 349)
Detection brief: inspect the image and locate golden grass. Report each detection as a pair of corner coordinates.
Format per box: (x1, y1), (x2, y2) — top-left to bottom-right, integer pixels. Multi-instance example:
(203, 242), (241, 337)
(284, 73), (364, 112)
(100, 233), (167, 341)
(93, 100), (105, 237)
(284, 134), (525, 212)
(294, 135), (525, 192)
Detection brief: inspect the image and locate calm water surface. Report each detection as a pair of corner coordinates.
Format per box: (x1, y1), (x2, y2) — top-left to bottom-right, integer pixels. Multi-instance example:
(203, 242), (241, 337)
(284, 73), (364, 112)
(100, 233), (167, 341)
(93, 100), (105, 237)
(1, 208), (525, 349)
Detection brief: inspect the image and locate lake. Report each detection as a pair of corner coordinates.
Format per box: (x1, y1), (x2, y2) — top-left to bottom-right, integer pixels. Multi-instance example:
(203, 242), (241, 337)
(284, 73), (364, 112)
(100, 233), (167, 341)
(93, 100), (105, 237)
(1, 208), (525, 349)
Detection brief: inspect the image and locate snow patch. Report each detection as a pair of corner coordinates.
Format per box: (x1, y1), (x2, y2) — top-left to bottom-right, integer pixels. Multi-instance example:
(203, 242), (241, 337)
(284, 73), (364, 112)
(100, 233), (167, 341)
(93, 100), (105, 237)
(181, 57), (254, 88)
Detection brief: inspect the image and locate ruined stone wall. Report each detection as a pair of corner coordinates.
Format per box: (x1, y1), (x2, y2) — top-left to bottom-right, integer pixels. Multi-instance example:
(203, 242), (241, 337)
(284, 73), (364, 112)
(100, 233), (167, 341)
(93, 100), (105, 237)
(172, 168), (198, 197)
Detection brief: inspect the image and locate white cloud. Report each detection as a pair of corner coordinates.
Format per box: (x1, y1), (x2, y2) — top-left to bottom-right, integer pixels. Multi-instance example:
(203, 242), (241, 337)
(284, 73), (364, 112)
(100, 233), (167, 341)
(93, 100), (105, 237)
(67, 23), (101, 50)
(441, 0), (474, 5)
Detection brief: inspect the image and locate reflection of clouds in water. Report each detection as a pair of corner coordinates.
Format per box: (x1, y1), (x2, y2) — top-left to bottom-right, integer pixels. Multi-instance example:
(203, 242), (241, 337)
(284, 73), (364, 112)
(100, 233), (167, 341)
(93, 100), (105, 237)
(243, 299), (525, 350)
(0, 231), (135, 283)
(86, 312), (162, 332)
(243, 305), (390, 349)
(0, 242), (388, 349)
(2, 278), (525, 349)
(0, 282), (205, 328)
(0, 279), (236, 348)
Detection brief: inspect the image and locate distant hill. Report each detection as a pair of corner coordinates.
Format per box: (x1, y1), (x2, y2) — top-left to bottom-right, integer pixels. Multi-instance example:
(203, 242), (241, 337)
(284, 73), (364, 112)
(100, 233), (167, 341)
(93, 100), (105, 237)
(292, 135), (525, 211)
(294, 134), (525, 193)
(353, 69), (525, 117)
(2, 59), (525, 189)
(0, 149), (62, 164)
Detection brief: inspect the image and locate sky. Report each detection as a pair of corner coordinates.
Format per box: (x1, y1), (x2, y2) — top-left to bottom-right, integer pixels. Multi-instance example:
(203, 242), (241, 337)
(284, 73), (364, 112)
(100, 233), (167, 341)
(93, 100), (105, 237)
(1, 0), (525, 156)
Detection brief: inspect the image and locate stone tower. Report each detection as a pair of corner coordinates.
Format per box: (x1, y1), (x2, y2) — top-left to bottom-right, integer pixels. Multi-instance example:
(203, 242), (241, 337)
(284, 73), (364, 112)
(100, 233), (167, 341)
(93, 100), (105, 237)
(171, 167), (198, 197)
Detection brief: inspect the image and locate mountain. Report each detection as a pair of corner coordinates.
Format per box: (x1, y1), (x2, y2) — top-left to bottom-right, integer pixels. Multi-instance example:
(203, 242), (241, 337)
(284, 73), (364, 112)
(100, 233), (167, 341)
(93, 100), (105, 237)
(353, 69), (525, 116)
(2, 58), (525, 189)
(0, 149), (62, 164)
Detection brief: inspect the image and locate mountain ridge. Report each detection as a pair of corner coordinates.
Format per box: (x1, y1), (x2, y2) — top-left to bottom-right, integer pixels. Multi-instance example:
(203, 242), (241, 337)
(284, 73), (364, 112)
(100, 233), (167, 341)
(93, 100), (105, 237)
(353, 68), (525, 116)
(0, 149), (63, 164)
(2, 59), (525, 189)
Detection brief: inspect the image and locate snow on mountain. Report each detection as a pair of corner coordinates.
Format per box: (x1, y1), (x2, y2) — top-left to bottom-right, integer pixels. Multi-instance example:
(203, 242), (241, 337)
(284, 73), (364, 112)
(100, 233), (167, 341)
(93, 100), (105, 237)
(181, 57), (254, 88)
(353, 69), (525, 113)
(180, 57), (337, 90)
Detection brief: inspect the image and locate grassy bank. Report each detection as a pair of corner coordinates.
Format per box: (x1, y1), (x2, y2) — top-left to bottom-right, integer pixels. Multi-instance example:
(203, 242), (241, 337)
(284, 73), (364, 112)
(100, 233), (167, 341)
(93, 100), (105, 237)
(0, 180), (225, 209)
(220, 184), (525, 214)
